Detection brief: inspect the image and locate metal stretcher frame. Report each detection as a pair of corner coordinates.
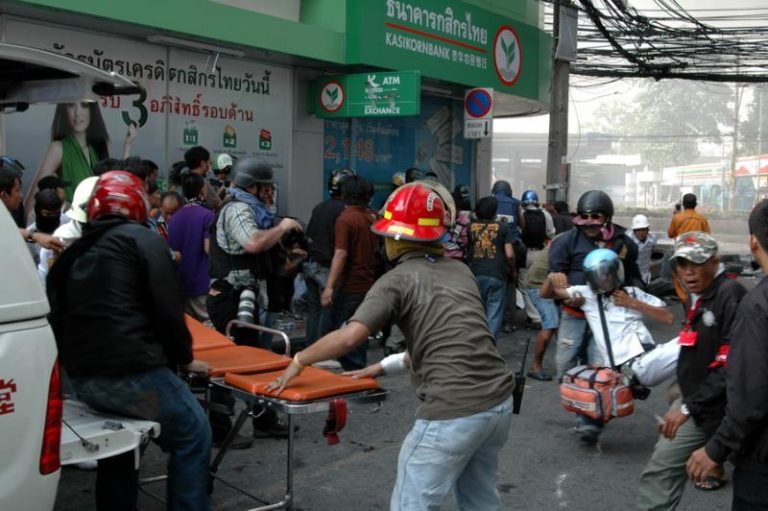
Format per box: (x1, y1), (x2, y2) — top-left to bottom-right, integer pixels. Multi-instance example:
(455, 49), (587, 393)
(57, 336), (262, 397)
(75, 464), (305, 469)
(139, 321), (294, 506)
(207, 322), (388, 511)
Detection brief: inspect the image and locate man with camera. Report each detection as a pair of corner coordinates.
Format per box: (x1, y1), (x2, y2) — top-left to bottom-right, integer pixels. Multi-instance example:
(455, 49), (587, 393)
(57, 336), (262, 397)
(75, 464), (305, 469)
(206, 158), (303, 443)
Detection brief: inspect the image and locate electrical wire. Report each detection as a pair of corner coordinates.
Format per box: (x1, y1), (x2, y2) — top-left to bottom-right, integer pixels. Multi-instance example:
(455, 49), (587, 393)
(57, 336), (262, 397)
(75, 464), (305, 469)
(567, 92), (582, 162)
(535, 0), (768, 82)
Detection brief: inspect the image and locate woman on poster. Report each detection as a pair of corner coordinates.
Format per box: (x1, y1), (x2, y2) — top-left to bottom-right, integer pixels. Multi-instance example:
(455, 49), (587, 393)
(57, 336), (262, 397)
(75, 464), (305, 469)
(24, 101), (137, 216)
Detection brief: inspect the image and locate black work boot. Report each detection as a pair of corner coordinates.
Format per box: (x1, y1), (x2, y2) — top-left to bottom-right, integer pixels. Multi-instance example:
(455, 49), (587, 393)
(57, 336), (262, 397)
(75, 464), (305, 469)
(252, 407), (295, 439)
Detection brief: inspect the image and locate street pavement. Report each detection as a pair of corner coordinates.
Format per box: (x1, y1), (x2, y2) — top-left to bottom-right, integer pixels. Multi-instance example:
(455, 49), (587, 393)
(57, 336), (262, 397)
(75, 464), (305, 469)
(54, 300), (743, 511)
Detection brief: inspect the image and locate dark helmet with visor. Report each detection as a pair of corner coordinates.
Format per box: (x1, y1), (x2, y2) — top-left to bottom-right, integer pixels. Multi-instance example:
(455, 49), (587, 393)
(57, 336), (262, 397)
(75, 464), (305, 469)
(328, 168), (356, 197)
(491, 180), (512, 197)
(577, 190), (614, 219)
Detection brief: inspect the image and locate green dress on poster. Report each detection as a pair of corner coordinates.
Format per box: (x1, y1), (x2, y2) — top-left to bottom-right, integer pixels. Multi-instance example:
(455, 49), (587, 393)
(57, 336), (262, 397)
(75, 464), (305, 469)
(60, 135), (97, 202)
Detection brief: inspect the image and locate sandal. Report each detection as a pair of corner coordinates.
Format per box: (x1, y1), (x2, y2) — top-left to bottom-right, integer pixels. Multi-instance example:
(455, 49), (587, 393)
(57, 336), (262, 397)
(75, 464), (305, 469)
(694, 476), (726, 491)
(527, 370), (553, 382)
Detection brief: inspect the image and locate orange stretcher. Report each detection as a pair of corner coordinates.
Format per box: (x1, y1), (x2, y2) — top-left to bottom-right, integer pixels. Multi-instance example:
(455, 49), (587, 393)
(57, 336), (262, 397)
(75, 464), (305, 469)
(182, 316), (387, 511)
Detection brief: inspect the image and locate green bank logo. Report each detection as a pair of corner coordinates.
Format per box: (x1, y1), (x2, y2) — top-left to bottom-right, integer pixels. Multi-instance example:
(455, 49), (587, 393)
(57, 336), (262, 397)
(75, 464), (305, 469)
(223, 125), (237, 148)
(320, 81), (345, 113)
(259, 129), (272, 150)
(493, 25), (522, 86)
(183, 121), (198, 146)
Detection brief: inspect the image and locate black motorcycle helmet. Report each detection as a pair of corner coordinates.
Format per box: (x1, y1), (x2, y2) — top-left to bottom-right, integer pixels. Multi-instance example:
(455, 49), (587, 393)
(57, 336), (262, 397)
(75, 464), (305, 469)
(577, 190), (614, 219)
(452, 184), (471, 211)
(327, 168), (356, 198)
(491, 180), (512, 198)
(405, 167), (424, 183)
(232, 158), (274, 188)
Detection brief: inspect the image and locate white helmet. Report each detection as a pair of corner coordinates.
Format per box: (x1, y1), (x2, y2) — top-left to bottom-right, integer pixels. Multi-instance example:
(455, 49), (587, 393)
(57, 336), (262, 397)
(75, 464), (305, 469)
(69, 176), (99, 223)
(631, 214), (650, 230)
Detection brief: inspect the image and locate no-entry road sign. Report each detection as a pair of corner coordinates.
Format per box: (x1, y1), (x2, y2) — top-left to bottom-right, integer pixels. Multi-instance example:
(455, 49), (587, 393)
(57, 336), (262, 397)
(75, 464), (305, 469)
(464, 88), (494, 119)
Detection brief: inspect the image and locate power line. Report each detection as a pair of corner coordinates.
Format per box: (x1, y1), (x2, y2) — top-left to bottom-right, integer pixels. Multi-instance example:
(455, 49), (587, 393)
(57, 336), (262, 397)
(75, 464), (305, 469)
(536, 0), (768, 82)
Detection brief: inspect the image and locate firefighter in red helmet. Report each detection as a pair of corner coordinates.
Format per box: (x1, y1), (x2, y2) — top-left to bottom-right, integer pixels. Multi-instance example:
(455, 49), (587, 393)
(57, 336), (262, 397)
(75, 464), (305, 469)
(268, 183), (515, 510)
(47, 170), (213, 511)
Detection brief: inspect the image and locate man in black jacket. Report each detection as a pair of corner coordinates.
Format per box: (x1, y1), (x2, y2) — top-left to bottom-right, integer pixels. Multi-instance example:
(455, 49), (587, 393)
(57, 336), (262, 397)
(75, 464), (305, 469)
(47, 171), (212, 511)
(304, 168), (355, 344)
(637, 231), (746, 510)
(687, 201), (768, 509)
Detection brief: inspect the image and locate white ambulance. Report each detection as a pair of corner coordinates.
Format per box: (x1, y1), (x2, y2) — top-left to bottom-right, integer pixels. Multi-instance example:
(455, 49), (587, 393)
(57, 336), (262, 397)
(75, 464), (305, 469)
(0, 43), (157, 511)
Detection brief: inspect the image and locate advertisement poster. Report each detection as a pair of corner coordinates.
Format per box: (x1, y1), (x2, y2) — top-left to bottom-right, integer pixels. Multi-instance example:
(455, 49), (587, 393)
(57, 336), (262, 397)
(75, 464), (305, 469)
(323, 96), (472, 209)
(3, 19), (292, 200)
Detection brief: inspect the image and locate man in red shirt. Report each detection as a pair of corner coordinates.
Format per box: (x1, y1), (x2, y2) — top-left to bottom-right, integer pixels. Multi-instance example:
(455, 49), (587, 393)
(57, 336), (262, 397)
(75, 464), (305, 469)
(321, 175), (378, 370)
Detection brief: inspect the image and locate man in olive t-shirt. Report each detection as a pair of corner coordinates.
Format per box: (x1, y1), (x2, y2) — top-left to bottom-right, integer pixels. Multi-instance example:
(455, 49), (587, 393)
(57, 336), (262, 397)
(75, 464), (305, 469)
(267, 184), (514, 510)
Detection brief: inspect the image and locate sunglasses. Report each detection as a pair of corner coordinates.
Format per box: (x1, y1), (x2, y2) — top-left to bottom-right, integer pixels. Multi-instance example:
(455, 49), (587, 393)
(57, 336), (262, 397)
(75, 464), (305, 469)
(578, 213), (605, 221)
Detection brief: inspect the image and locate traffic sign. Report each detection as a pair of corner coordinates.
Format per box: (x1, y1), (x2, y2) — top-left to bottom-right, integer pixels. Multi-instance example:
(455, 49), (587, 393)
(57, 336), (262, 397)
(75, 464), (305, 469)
(464, 119), (492, 139)
(464, 88), (494, 119)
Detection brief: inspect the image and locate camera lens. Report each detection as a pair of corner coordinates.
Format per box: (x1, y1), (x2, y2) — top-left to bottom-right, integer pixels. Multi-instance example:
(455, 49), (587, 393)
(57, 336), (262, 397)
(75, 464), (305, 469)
(237, 288), (257, 324)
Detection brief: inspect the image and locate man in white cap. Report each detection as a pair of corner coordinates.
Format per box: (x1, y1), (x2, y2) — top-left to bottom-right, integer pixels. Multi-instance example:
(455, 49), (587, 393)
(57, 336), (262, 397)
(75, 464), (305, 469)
(637, 232), (746, 508)
(37, 176), (99, 286)
(215, 153), (235, 188)
(628, 214), (657, 285)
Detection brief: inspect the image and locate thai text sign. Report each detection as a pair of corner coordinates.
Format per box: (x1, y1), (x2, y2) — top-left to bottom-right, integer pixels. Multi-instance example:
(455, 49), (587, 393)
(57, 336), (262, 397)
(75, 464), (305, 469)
(347, 0), (548, 100)
(312, 71), (421, 118)
(4, 19), (292, 199)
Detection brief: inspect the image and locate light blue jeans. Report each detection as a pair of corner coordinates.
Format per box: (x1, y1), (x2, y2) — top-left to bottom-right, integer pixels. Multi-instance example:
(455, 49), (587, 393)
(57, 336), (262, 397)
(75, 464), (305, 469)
(390, 396), (513, 511)
(555, 312), (605, 432)
(476, 275), (507, 342)
(555, 312), (601, 378)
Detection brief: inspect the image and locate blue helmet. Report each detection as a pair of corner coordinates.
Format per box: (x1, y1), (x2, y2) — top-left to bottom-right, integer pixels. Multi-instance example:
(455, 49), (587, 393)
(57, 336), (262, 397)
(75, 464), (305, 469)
(583, 248), (624, 294)
(521, 189), (539, 206)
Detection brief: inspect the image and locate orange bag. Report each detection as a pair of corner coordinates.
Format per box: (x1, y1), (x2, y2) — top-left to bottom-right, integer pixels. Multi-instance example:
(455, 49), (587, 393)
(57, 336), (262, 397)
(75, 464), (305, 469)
(560, 365), (634, 423)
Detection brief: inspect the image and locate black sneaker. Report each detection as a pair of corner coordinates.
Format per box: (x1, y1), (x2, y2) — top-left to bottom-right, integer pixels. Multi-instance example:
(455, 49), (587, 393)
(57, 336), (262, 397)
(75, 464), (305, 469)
(253, 421), (298, 439)
(574, 424), (601, 446)
(213, 433), (253, 450)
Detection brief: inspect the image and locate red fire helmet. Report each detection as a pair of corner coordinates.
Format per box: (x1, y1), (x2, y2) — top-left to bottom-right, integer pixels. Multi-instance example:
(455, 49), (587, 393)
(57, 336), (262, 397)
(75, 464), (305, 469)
(372, 183), (446, 241)
(87, 171), (149, 223)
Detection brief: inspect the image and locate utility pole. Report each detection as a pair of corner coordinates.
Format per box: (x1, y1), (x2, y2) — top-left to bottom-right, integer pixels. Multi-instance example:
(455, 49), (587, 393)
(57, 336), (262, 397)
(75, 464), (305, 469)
(546, 1), (576, 205)
(757, 86), (763, 207)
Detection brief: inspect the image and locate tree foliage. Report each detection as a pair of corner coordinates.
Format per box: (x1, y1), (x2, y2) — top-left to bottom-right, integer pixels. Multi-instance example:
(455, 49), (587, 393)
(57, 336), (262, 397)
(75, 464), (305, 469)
(739, 88), (768, 157)
(587, 79), (732, 171)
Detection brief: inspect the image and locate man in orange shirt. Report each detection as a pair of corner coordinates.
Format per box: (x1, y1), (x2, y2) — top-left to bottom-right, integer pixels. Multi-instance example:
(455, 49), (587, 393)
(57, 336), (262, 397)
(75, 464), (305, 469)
(668, 193), (710, 238)
(668, 193), (711, 305)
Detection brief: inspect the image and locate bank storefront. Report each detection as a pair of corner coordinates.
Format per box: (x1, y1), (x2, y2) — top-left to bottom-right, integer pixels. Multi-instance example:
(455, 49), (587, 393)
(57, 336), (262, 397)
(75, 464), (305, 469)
(0, 0), (549, 219)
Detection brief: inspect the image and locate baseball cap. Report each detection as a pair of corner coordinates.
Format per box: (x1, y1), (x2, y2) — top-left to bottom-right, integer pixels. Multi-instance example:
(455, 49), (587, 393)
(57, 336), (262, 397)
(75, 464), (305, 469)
(38, 175), (71, 191)
(670, 231), (718, 264)
(216, 153), (235, 172)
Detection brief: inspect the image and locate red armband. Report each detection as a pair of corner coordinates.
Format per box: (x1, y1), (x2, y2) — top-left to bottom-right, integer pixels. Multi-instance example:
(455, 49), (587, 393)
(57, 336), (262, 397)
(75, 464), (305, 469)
(708, 344), (730, 369)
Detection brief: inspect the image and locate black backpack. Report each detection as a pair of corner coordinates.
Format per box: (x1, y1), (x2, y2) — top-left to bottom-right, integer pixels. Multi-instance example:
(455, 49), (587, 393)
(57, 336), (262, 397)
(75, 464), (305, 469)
(522, 209), (547, 250)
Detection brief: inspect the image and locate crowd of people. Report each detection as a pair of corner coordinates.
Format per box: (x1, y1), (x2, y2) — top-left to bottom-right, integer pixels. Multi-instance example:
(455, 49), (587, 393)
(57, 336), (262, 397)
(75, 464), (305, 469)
(2, 144), (767, 511)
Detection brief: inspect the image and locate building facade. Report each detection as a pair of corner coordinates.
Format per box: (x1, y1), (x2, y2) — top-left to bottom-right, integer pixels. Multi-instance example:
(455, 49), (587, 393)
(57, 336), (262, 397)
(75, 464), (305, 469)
(0, 0), (551, 220)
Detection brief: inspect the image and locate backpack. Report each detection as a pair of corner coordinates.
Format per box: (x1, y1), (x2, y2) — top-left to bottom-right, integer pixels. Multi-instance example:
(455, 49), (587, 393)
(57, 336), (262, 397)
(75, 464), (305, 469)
(522, 209), (547, 250)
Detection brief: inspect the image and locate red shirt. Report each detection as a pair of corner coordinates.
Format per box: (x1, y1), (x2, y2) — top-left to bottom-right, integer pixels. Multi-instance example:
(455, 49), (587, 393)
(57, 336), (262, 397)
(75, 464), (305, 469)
(334, 206), (378, 293)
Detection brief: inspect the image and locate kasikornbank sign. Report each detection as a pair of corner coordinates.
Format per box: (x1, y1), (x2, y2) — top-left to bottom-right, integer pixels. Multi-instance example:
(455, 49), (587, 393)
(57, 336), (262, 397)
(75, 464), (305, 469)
(347, 0), (548, 100)
(311, 71), (421, 118)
